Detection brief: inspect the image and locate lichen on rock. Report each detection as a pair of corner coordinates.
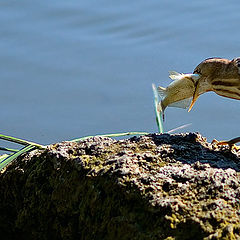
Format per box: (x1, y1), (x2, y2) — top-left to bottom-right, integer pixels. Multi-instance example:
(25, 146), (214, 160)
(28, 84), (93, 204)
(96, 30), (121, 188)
(0, 133), (240, 240)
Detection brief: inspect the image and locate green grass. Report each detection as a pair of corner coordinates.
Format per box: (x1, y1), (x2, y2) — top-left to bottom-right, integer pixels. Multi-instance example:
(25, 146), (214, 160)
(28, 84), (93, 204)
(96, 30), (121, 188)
(0, 134), (46, 171)
(0, 145), (36, 171)
(69, 132), (149, 142)
(0, 132), (151, 171)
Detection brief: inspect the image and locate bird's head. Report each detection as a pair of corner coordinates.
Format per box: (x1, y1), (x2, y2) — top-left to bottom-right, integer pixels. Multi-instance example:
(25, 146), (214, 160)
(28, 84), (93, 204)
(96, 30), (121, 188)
(188, 57), (230, 111)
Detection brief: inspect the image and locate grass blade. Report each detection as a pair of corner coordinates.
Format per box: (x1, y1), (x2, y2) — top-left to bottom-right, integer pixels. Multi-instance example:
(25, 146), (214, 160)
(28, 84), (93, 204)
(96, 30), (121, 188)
(152, 83), (164, 133)
(0, 133), (46, 149)
(70, 131), (149, 142)
(0, 145), (36, 171)
(0, 147), (18, 152)
(167, 123), (192, 134)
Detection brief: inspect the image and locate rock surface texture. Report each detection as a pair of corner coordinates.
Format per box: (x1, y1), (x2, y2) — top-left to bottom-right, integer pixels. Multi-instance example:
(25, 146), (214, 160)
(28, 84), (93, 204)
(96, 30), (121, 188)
(0, 133), (240, 240)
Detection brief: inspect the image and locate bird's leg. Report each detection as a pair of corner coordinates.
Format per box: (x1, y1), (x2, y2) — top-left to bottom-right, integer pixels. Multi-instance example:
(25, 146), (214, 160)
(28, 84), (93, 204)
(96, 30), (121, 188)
(212, 137), (240, 151)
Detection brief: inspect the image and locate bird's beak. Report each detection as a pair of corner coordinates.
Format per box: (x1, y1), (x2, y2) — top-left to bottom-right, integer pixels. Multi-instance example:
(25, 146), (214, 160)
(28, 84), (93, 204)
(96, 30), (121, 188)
(188, 75), (201, 112)
(188, 93), (199, 112)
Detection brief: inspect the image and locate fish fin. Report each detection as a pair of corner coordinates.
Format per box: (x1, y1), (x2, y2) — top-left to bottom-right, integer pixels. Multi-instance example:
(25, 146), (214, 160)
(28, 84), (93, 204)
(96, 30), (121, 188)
(169, 71), (200, 82)
(169, 71), (183, 80)
(168, 97), (192, 109)
(157, 86), (166, 99)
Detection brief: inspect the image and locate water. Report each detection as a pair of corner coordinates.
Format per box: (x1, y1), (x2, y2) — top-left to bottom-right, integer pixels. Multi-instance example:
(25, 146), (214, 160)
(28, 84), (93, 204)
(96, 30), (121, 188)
(0, 0), (240, 145)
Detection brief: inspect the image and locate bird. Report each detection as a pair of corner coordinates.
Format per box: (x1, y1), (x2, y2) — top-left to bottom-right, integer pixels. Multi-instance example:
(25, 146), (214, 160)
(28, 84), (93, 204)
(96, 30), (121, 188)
(188, 57), (240, 150)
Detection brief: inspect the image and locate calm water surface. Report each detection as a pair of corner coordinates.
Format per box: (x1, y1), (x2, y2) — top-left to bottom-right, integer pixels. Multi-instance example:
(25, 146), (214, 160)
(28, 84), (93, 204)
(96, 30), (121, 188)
(0, 0), (240, 145)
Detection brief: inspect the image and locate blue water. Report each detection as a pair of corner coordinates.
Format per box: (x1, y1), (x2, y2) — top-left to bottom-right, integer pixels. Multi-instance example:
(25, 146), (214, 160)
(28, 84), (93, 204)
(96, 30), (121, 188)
(0, 0), (240, 145)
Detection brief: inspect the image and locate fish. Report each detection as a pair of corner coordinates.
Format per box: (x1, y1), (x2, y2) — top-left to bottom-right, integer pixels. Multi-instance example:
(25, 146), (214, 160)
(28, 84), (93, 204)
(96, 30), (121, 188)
(157, 71), (200, 120)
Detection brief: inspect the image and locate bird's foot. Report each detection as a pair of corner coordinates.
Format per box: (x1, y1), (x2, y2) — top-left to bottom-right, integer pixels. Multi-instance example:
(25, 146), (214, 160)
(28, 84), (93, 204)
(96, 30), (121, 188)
(211, 137), (240, 151)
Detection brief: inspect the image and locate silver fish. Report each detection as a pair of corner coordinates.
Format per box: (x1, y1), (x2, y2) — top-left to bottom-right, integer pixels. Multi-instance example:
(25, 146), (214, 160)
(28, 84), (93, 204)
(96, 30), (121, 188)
(157, 71), (200, 120)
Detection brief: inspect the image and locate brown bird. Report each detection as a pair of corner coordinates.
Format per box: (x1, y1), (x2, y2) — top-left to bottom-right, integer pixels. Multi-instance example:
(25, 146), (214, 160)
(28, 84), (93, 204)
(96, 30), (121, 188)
(188, 57), (240, 150)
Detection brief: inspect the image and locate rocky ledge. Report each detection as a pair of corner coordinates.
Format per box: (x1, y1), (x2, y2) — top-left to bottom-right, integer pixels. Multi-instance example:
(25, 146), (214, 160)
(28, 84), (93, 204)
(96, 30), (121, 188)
(0, 133), (240, 240)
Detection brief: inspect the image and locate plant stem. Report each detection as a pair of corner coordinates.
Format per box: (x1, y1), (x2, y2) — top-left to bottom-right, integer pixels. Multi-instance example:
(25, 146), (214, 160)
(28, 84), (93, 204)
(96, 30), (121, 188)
(0, 134), (46, 149)
(0, 147), (18, 152)
(70, 131), (149, 142)
(0, 145), (36, 171)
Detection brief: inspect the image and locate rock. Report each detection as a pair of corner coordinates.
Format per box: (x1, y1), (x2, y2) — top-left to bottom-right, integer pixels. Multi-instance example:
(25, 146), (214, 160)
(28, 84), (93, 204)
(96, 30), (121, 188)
(0, 132), (240, 240)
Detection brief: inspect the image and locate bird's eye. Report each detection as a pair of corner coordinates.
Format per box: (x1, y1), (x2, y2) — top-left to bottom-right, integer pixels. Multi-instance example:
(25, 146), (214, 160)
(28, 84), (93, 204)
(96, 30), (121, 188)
(194, 69), (201, 74)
